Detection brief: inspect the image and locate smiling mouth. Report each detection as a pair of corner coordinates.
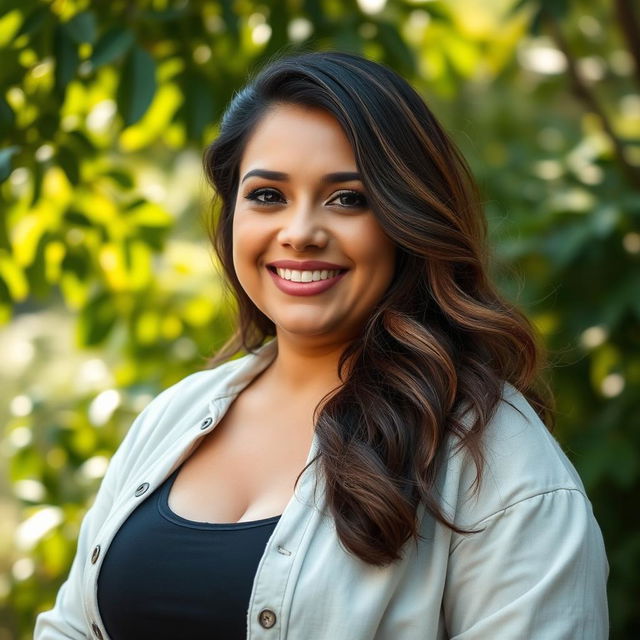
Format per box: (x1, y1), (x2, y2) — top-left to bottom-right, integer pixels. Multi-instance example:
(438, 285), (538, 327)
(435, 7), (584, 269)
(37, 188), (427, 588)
(267, 266), (349, 282)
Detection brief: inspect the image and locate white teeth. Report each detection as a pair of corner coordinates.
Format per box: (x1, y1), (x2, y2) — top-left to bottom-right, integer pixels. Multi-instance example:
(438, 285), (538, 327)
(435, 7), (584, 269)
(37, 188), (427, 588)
(275, 268), (342, 282)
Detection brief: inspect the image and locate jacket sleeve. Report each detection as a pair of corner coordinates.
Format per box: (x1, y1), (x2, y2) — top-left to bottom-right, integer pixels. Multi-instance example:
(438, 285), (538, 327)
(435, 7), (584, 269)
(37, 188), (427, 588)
(442, 487), (609, 639)
(34, 382), (183, 639)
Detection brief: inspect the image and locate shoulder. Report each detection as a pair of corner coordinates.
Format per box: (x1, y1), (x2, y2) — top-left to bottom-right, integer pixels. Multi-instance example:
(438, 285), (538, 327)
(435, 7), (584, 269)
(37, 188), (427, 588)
(147, 347), (272, 411)
(439, 385), (609, 637)
(112, 350), (265, 459)
(446, 383), (588, 527)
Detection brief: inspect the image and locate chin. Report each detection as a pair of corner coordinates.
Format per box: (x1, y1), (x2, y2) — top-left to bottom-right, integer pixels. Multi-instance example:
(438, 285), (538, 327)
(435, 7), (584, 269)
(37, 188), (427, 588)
(281, 324), (335, 337)
(275, 317), (345, 339)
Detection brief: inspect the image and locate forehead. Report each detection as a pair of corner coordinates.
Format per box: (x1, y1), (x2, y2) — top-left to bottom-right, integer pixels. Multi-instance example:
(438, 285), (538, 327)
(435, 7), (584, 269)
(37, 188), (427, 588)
(239, 103), (357, 174)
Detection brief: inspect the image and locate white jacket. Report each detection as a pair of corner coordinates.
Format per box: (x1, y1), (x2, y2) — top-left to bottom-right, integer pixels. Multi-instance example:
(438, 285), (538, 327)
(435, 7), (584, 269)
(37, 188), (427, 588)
(35, 339), (609, 639)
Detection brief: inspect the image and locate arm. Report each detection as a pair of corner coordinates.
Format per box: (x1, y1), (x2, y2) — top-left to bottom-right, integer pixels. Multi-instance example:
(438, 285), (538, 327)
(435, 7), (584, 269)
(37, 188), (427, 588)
(443, 488), (609, 639)
(34, 382), (183, 639)
(33, 496), (114, 639)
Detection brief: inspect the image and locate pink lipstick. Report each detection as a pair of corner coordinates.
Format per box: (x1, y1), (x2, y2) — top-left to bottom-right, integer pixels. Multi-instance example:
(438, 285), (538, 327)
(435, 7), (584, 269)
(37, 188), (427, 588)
(266, 264), (348, 296)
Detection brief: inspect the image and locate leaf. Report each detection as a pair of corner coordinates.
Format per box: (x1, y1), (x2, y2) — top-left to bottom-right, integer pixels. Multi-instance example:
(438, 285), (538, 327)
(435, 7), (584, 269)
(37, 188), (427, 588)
(66, 130), (96, 156)
(30, 161), (44, 206)
(89, 26), (134, 69)
(598, 271), (640, 329)
(508, 0), (533, 17)
(263, 1), (288, 52)
(62, 11), (96, 44)
(423, 2), (453, 23)
(0, 94), (15, 138)
(37, 113), (59, 139)
(183, 72), (216, 140)
(529, 6), (546, 35)
(24, 230), (53, 298)
(14, 5), (50, 40)
(0, 249), (28, 301)
(139, 8), (189, 22)
(117, 45), (157, 126)
(220, 0), (240, 43)
(104, 168), (134, 189)
(377, 21), (416, 75)
(0, 145), (20, 182)
(302, 0), (325, 27)
(77, 290), (118, 346)
(53, 25), (79, 99)
(64, 209), (92, 227)
(539, 0), (570, 20)
(57, 146), (79, 185)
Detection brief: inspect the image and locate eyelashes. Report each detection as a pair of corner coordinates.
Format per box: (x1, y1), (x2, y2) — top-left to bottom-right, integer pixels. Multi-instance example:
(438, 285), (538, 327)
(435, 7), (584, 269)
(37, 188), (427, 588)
(243, 187), (368, 209)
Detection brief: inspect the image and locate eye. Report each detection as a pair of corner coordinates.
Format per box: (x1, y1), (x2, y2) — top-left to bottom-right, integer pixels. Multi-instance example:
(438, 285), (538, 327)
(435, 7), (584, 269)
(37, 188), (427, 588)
(244, 187), (285, 205)
(327, 190), (368, 209)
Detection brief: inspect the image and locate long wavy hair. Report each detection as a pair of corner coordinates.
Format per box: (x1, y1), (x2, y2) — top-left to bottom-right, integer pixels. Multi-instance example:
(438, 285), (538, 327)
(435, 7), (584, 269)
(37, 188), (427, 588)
(202, 50), (552, 567)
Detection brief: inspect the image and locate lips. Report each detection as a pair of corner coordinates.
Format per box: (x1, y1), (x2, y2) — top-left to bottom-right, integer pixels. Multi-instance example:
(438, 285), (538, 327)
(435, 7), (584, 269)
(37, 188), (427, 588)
(266, 260), (348, 270)
(266, 265), (348, 296)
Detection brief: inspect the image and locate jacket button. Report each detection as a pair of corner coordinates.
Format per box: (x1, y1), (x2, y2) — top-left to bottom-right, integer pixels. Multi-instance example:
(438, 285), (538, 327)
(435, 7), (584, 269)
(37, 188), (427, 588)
(90, 545), (100, 564)
(200, 416), (213, 430)
(134, 482), (150, 497)
(258, 609), (277, 629)
(91, 622), (103, 639)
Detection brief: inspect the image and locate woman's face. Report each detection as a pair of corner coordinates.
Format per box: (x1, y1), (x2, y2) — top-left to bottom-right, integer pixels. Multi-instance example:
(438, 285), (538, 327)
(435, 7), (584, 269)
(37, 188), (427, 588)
(232, 103), (396, 345)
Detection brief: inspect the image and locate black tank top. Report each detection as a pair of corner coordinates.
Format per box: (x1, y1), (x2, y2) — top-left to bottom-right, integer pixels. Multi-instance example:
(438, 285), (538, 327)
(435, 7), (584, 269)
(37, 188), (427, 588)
(97, 467), (281, 639)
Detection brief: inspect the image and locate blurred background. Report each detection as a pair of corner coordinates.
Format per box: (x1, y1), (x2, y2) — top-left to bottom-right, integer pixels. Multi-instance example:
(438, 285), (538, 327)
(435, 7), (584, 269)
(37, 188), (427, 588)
(1, 0), (639, 637)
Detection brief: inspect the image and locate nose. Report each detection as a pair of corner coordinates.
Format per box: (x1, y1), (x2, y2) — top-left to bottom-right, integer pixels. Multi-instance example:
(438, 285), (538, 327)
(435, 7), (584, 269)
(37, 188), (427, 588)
(277, 202), (328, 252)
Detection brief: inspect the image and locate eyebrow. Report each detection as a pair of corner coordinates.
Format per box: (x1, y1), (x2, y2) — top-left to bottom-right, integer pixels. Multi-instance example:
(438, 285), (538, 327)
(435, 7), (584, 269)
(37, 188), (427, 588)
(240, 169), (362, 184)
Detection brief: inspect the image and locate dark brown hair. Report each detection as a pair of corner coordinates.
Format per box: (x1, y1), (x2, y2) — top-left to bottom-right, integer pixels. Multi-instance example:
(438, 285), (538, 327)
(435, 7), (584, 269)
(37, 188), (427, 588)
(202, 50), (552, 566)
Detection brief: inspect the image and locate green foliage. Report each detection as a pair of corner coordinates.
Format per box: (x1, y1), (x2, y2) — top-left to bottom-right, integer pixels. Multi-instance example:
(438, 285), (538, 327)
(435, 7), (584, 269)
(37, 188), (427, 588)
(1, 0), (639, 637)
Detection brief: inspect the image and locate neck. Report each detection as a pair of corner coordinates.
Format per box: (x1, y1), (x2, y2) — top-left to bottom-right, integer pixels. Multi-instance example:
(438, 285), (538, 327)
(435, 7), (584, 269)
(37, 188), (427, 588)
(263, 332), (352, 400)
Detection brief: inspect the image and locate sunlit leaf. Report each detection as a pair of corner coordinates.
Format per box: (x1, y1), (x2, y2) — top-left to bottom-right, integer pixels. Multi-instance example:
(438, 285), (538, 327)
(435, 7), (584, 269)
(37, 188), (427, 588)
(119, 83), (182, 150)
(0, 8), (22, 47)
(127, 202), (173, 227)
(0, 249), (29, 300)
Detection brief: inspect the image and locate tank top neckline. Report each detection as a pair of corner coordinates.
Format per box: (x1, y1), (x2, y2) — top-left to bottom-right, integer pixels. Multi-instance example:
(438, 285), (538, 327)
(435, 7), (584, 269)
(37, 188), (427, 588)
(156, 467), (282, 531)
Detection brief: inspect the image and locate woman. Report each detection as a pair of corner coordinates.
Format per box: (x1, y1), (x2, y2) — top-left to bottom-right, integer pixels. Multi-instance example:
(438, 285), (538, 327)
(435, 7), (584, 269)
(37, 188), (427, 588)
(35, 51), (608, 639)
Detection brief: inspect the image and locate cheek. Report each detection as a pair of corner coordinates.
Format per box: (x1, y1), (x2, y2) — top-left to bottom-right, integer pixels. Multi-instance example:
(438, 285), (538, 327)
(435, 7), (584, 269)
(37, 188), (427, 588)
(231, 213), (271, 297)
(231, 213), (256, 268)
(356, 225), (396, 277)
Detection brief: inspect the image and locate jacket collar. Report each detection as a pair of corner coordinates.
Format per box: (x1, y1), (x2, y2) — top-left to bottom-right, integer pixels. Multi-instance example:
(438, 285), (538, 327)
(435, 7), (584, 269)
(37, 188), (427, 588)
(208, 339), (278, 406)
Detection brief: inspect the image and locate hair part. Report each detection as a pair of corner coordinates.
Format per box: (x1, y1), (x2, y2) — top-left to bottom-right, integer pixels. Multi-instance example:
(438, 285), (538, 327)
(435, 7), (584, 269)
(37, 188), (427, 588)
(202, 50), (553, 566)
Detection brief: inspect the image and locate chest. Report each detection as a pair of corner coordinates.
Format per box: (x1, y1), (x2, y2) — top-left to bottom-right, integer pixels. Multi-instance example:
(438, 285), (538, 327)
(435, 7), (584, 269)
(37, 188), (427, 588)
(168, 393), (317, 524)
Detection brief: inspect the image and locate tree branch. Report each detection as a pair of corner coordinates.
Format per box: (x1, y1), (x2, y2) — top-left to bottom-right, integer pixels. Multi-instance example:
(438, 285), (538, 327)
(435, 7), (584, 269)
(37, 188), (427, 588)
(614, 0), (640, 89)
(542, 10), (640, 189)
